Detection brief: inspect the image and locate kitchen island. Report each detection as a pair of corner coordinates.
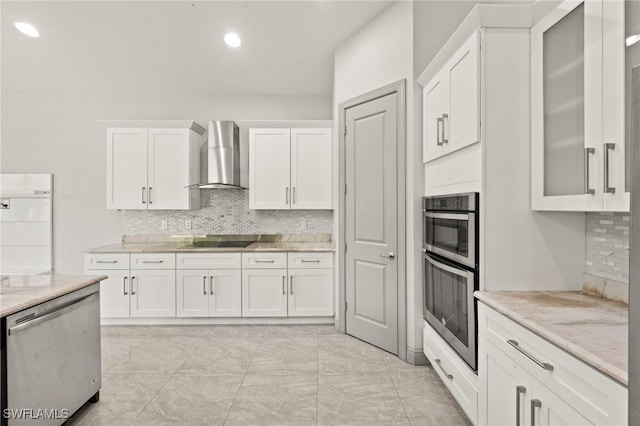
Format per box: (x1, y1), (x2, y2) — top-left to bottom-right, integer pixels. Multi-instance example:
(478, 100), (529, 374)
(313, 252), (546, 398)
(1, 274), (106, 426)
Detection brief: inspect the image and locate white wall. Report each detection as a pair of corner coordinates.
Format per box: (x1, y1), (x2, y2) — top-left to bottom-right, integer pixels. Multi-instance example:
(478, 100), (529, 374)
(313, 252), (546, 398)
(333, 1), (419, 356)
(1, 91), (331, 274)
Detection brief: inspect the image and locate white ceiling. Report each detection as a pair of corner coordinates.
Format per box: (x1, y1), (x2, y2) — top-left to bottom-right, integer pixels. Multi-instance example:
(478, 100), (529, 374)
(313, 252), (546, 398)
(1, 1), (392, 96)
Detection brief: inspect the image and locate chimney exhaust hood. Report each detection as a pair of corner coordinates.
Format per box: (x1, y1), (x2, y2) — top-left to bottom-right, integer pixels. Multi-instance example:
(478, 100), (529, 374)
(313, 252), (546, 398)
(197, 121), (244, 189)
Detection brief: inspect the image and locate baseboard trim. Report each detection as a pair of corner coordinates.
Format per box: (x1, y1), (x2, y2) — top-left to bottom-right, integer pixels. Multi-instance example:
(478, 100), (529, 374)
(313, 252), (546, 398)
(101, 317), (336, 326)
(406, 347), (428, 365)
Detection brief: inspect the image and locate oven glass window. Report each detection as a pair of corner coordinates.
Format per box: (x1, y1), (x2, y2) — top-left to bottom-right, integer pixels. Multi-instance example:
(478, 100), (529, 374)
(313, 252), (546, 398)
(425, 215), (469, 258)
(424, 256), (469, 346)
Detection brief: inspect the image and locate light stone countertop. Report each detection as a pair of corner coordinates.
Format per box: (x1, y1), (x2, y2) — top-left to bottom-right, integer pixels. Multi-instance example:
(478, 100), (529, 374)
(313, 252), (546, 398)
(83, 241), (335, 253)
(475, 290), (628, 385)
(0, 274), (108, 318)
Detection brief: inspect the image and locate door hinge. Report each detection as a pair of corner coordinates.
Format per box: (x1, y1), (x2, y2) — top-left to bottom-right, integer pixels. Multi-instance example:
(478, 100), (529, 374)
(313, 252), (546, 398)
(345, 301), (348, 312)
(344, 127), (347, 137)
(344, 184), (347, 195)
(344, 243), (347, 253)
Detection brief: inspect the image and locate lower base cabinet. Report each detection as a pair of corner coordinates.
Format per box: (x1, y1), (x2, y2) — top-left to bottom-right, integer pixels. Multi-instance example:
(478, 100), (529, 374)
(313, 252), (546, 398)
(480, 337), (590, 426)
(95, 269), (130, 318)
(478, 302), (627, 426)
(288, 269), (333, 317)
(177, 270), (242, 317)
(242, 269), (288, 317)
(130, 269), (176, 317)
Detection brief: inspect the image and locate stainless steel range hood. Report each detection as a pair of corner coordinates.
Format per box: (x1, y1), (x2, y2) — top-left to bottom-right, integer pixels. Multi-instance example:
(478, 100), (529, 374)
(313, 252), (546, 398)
(198, 121), (244, 189)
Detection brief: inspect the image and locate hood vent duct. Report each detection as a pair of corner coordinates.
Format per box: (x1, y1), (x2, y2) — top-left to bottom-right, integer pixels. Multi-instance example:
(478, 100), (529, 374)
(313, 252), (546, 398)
(197, 120), (244, 189)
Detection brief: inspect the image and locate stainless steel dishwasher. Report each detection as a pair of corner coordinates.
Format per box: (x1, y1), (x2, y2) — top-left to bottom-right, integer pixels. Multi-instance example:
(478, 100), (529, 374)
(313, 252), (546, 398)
(3, 283), (101, 425)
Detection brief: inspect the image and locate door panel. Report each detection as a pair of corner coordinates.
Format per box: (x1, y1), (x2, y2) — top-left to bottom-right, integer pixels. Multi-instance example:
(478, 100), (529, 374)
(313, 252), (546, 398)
(423, 77), (445, 162)
(288, 269), (333, 317)
(249, 128), (291, 209)
(96, 270), (130, 318)
(176, 271), (209, 317)
(148, 128), (190, 210)
(130, 270), (176, 317)
(345, 92), (398, 354)
(241, 269), (287, 317)
(209, 269), (242, 317)
(106, 128), (147, 209)
(291, 128), (332, 209)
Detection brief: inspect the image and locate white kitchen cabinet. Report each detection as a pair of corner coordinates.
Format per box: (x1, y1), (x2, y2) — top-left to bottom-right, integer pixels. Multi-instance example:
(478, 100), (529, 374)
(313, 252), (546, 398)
(129, 269), (176, 317)
(176, 253), (242, 318)
(84, 253), (176, 319)
(422, 31), (479, 163)
(287, 252), (334, 317)
(249, 127), (332, 210)
(106, 122), (204, 210)
(242, 268), (288, 317)
(479, 337), (591, 426)
(531, 0), (627, 211)
(477, 303), (627, 426)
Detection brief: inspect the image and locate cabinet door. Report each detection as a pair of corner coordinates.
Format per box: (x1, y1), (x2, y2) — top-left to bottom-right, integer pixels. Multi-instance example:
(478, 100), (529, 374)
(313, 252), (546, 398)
(209, 269), (242, 317)
(130, 269), (176, 317)
(249, 128), (291, 209)
(147, 128), (192, 210)
(288, 269), (333, 317)
(532, 383), (593, 426)
(241, 269), (287, 317)
(93, 270), (130, 318)
(531, 0), (605, 211)
(176, 270), (209, 317)
(291, 128), (332, 209)
(479, 337), (532, 426)
(423, 74), (446, 162)
(443, 31), (480, 154)
(602, 0), (628, 211)
(106, 128), (148, 209)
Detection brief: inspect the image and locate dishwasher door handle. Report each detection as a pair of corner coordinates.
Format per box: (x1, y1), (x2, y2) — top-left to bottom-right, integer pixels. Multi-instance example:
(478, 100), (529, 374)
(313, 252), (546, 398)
(8, 292), (98, 336)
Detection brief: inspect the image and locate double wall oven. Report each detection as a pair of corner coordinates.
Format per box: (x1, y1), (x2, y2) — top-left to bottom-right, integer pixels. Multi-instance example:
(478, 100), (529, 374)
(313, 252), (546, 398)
(422, 192), (479, 371)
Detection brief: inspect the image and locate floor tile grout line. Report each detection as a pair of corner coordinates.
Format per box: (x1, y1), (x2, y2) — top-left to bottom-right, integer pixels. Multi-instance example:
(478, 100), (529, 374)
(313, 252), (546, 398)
(222, 329), (266, 425)
(385, 361), (412, 426)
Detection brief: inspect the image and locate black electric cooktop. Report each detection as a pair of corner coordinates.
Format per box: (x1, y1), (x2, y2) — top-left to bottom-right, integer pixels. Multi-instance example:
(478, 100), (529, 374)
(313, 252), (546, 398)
(183, 241), (255, 248)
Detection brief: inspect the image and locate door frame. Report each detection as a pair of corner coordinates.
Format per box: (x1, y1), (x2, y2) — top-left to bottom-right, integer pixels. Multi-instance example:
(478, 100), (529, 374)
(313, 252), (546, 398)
(337, 79), (407, 361)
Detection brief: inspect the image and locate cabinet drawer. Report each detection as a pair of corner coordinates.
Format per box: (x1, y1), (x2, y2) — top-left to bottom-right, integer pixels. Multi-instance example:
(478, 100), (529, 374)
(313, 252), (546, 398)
(84, 253), (130, 270)
(478, 303), (627, 426)
(177, 253), (242, 269)
(423, 324), (477, 425)
(242, 253), (287, 269)
(131, 253), (175, 269)
(287, 252), (333, 269)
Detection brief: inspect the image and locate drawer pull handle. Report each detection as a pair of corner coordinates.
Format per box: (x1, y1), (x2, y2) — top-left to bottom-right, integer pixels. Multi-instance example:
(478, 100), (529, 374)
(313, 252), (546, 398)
(142, 260), (164, 264)
(255, 259), (275, 263)
(96, 260), (118, 264)
(300, 259), (321, 263)
(507, 339), (554, 371)
(516, 386), (526, 426)
(531, 399), (541, 426)
(434, 358), (453, 379)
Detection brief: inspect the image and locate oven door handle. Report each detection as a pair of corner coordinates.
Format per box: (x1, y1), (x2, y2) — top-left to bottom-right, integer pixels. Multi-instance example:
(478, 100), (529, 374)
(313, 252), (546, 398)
(425, 212), (469, 221)
(424, 253), (469, 278)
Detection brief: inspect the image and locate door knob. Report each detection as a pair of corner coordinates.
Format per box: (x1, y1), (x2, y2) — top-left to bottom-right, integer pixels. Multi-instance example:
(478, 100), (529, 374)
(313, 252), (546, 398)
(380, 252), (395, 259)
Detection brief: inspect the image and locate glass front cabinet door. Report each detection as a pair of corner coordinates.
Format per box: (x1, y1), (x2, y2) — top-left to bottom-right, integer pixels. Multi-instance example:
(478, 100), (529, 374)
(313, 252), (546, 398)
(531, 0), (627, 211)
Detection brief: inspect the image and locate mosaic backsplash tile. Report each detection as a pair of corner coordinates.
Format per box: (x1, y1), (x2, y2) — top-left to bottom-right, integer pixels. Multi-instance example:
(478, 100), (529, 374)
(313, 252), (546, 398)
(124, 189), (334, 235)
(585, 212), (630, 284)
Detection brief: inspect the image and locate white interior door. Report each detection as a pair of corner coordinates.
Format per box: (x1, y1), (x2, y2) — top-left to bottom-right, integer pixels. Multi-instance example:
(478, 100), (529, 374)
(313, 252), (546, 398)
(106, 128), (148, 209)
(345, 92), (398, 355)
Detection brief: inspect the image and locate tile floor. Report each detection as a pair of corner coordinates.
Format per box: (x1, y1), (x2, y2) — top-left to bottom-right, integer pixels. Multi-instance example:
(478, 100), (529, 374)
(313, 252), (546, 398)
(66, 324), (471, 426)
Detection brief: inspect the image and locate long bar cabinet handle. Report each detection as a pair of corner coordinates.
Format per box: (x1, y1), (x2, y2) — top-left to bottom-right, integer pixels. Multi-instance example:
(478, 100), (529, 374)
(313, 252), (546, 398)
(507, 339), (554, 371)
(142, 187), (146, 204)
(203, 276), (207, 295)
(516, 386), (526, 426)
(282, 276), (286, 295)
(131, 276), (136, 295)
(531, 399), (541, 426)
(584, 147), (595, 195)
(436, 117), (444, 146)
(434, 359), (453, 379)
(604, 143), (616, 194)
(290, 275), (294, 294)
(123, 276), (128, 295)
(442, 113), (449, 143)
(210, 276), (215, 294)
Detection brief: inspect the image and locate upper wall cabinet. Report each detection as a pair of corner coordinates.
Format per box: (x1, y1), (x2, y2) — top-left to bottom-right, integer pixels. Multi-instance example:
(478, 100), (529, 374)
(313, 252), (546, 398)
(423, 31), (480, 163)
(106, 121), (205, 210)
(249, 128), (332, 210)
(531, 0), (627, 211)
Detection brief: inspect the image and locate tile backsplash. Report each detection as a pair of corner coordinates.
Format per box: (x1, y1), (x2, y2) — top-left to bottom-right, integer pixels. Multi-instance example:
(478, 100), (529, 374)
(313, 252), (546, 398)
(585, 212), (630, 284)
(124, 190), (334, 235)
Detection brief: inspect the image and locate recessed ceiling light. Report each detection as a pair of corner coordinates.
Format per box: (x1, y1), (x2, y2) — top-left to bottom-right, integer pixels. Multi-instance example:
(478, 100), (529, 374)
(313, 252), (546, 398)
(14, 22), (40, 38)
(627, 34), (640, 47)
(224, 33), (241, 48)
